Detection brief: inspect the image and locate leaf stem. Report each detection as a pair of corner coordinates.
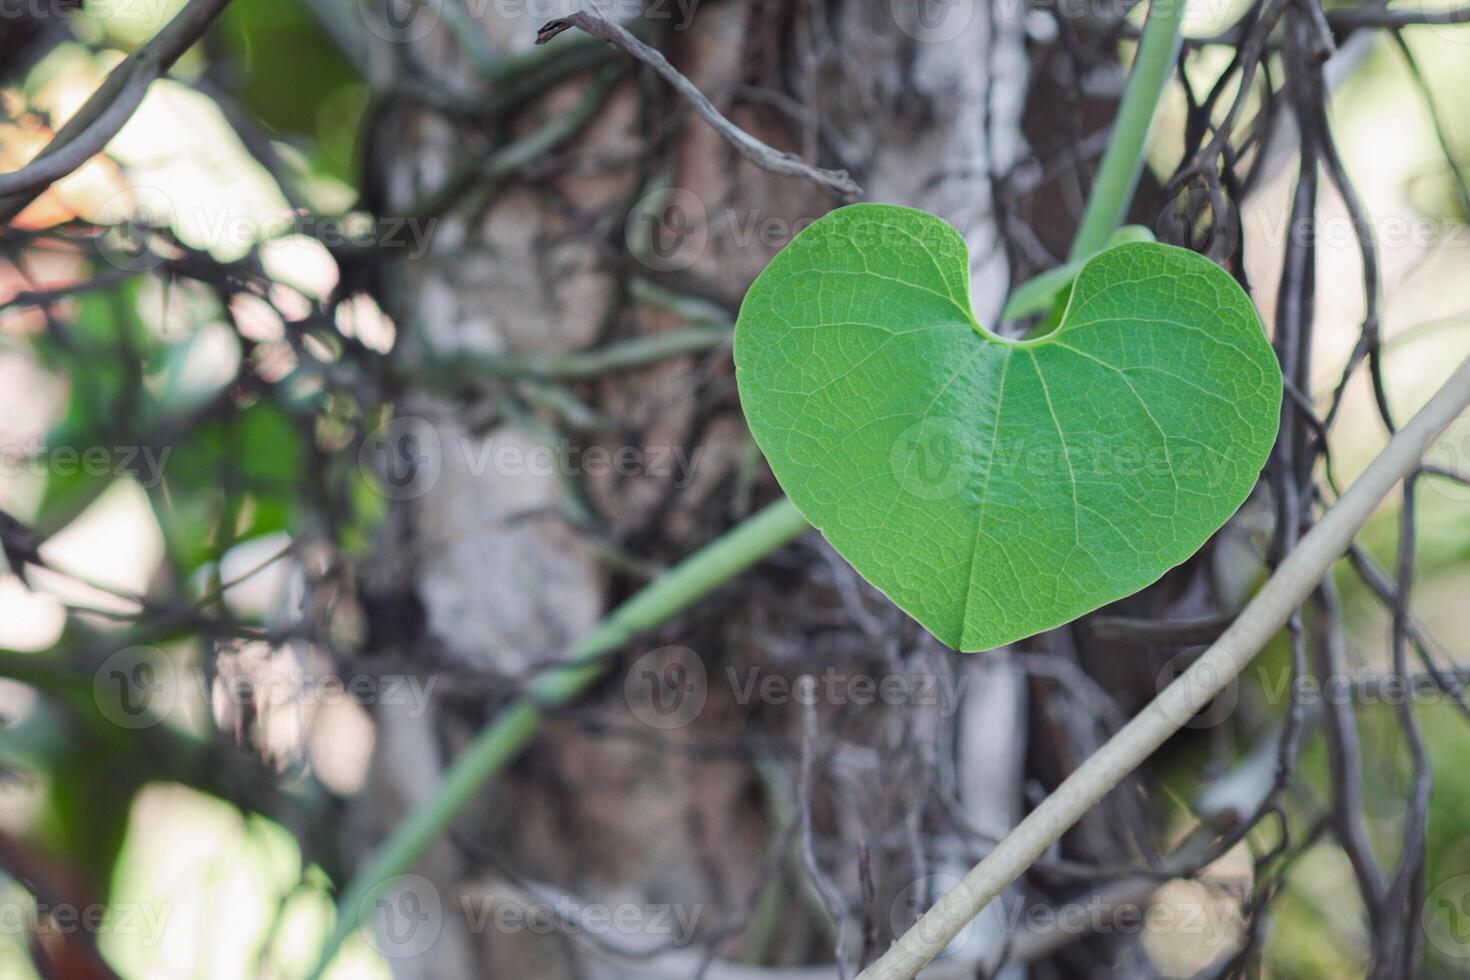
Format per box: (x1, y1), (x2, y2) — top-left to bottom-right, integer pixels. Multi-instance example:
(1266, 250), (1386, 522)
(310, 498), (809, 976)
(855, 353), (1470, 980)
(1066, 0), (1187, 260)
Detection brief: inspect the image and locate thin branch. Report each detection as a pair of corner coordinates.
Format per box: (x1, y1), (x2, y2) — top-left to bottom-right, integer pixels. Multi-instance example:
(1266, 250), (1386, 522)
(0, 63), (151, 197)
(1088, 610), (1237, 646)
(0, 0), (234, 219)
(1328, 3), (1470, 30)
(1381, 471), (1432, 976)
(798, 677), (852, 980)
(535, 13), (861, 200)
(1313, 578), (1388, 919)
(1422, 462), (1470, 487)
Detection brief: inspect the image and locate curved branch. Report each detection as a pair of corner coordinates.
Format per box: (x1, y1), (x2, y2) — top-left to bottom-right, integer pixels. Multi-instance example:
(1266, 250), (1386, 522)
(536, 12), (861, 200)
(0, 63), (151, 197)
(0, 0), (234, 219)
(1328, 3), (1470, 30)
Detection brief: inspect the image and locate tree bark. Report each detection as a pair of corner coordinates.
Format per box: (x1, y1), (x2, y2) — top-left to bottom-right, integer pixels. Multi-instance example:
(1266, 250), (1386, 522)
(357, 2), (1030, 975)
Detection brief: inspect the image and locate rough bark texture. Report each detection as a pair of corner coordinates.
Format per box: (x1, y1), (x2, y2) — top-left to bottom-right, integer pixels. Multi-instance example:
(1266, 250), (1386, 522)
(356, 2), (1030, 975)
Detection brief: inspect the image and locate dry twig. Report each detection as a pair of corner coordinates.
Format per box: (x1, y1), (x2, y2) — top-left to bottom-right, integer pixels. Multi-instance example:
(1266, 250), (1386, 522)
(536, 13), (861, 199)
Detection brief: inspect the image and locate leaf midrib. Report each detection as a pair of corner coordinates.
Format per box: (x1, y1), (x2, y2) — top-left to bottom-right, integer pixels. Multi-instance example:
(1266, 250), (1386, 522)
(956, 346), (1014, 645)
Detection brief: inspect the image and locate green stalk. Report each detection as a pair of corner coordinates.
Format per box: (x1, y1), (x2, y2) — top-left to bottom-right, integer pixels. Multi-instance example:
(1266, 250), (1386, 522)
(311, 498), (808, 975)
(313, 5), (1186, 969)
(1067, 0), (1187, 260)
(1002, 225), (1154, 322)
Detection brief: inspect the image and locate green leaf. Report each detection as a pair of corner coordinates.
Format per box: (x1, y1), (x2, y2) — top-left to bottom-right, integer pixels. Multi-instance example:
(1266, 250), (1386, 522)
(734, 204), (1282, 651)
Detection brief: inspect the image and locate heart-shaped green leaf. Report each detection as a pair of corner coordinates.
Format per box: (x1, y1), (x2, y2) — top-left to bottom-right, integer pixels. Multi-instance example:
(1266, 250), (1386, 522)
(734, 204), (1282, 651)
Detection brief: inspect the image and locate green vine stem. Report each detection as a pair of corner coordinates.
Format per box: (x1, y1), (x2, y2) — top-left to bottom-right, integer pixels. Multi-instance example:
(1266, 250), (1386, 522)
(311, 498), (808, 975)
(312, 3), (1189, 970)
(1066, 0), (1187, 261)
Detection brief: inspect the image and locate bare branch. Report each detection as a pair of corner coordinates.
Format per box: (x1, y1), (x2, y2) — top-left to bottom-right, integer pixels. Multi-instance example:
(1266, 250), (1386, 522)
(536, 13), (861, 200)
(798, 676), (853, 980)
(1328, 3), (1470, 30)
(0, 64), (151, 198)
(0, 0), (234, 219)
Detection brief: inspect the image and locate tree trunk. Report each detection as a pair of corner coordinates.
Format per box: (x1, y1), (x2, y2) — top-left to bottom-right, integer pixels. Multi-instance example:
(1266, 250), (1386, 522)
(357, 2), (1030, 975)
